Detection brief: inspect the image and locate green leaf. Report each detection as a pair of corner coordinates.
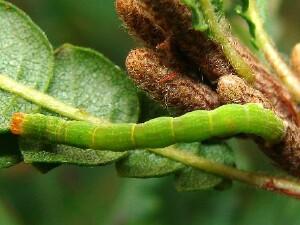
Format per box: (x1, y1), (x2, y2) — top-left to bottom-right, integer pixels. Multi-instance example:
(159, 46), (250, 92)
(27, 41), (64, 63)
(20, 44), (139, 169)
(116, 143), (200, 178)
(180, 0), (224, 32)
(0, 1), (54, 129)
(117, 142), (235, 191)
(116, 149), (184, 178)
(181, 0), (208, 31)
(22, 143), (128, 166)
(0, 1), (54, 167)
(47, 44), (139, 123)
(238, 0), (268, 21)
(236, 0), (268, 48)
(175, 141), (235, 191)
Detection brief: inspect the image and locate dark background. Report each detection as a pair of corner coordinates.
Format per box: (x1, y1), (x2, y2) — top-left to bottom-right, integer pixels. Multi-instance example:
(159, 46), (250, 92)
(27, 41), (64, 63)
(0, 0), (300, 224)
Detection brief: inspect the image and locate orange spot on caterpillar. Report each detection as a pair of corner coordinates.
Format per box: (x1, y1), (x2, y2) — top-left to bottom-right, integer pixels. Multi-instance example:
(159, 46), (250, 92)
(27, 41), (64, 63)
(158, 72), (177, 83)
(10, 112), (25, 135)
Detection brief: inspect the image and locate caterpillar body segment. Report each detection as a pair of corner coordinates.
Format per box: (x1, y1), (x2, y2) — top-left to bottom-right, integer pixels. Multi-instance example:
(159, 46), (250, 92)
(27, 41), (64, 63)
(11, 104), (285, 151)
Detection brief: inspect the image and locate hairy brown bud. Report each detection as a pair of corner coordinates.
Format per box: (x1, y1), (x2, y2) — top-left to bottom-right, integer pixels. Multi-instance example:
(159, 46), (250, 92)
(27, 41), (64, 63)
(126, 48), (220, 112)
(137, 0), (300, 124)
(229, 38), (300, 125)
(217, 75), (273, 110)
(117, 0), (300, 177)
(116, 0), (299, 124)
(291, 43), (300, 77)
(115, 0), (166, 47)
(140, 0), (192, 33)
(217, 75), (300, 176)
(139, 0), (232, 80)
(116, 0), (202, 77)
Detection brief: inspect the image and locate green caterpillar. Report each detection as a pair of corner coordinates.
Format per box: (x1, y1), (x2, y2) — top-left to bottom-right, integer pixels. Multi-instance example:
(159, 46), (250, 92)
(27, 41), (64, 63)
(11, 104), (285, 151)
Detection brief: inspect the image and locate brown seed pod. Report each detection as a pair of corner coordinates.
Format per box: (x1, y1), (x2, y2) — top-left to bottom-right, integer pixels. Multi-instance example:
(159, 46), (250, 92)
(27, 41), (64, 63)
(126, 48), (220, 112)
(291, 43), (300, 77)
(217, 75), (274, 111)
(115, 0), (166, 47)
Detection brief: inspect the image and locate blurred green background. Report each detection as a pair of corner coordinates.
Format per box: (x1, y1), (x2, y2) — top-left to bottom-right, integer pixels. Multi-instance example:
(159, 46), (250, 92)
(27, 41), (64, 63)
(1, 0), (300, 224)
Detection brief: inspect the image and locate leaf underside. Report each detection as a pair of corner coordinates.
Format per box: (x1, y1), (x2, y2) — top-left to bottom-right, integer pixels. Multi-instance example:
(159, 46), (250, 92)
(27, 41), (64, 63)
(117, 141), (235, 191)
(0, 1), (54, 167)
(20, 44), (140, 170)
(175, 142), (235, 191)
(0, 0), (238, 192)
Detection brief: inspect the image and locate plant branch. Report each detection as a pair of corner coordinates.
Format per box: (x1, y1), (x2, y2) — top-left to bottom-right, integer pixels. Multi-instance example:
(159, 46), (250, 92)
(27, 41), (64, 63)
(3, 73), (300, 199)
(199, 0), (255, 83)
(239, 0), (300, 102)
(149, 147), (300, 199)
(0, 74), (106, 124)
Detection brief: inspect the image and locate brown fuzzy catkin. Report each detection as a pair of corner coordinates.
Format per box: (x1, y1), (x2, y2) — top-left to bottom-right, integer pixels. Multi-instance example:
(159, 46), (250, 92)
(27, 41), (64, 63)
(115, 0), (166, 47)
(140, 0), (192, 32)
(115, 0), (235, 82)
(115, 0), (201, 78)
(139, 0), (236, 80)
(233, 39), (300, 125)
(134, 0), (300, 125)
(217, 75), (300, 176)
(117, 0), (300, 174)
(217, 75), (274, 111)
(126, 48), (220, 112)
